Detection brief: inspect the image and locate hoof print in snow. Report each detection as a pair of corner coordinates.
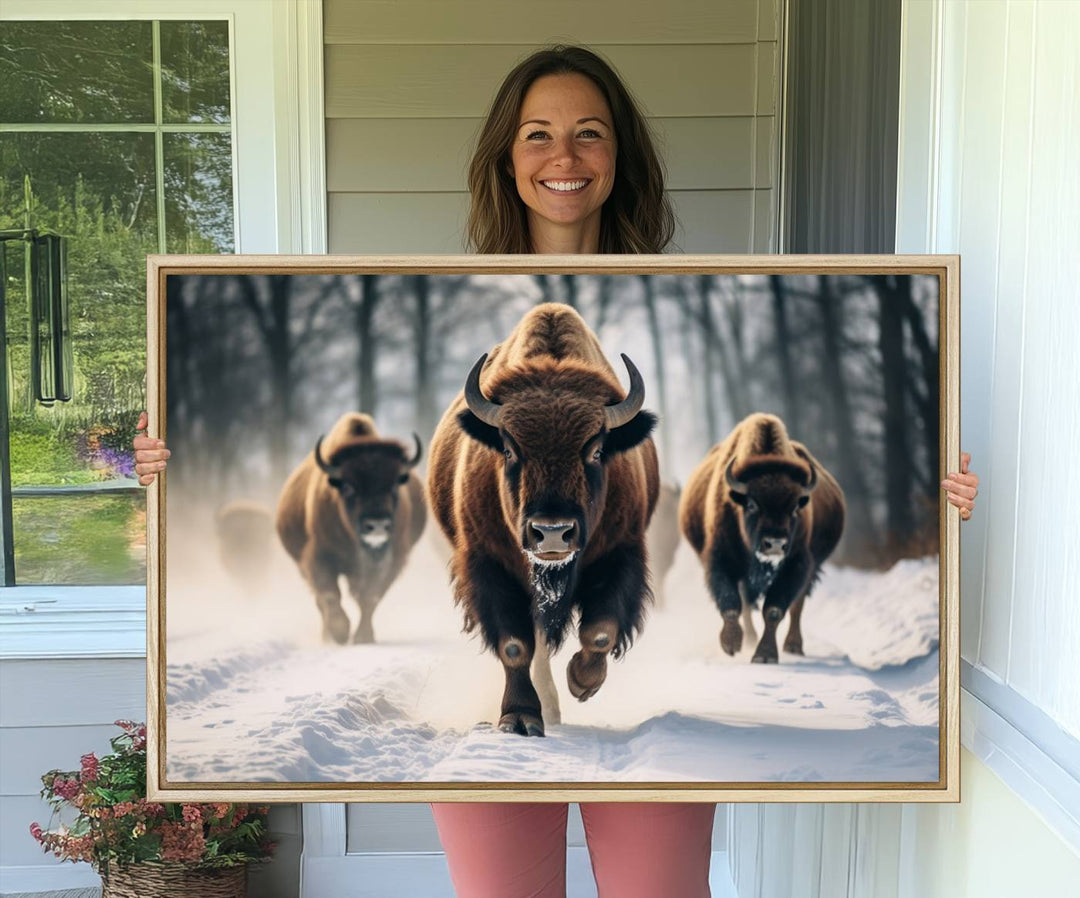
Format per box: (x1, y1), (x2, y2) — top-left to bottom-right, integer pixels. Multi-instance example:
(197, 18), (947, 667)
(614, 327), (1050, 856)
(498, 712), (545, 737)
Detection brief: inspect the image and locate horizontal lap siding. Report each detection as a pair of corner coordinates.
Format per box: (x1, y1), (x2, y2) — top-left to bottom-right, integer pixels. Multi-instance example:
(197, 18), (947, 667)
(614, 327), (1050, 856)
(324, 0), (761, 45)
(324, 2), (780, 255)
(0, 659), (145, 868)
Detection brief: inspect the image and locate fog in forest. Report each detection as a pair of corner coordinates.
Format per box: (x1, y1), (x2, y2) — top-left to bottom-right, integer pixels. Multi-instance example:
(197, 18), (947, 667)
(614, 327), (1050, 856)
(165, 272), (940, 569)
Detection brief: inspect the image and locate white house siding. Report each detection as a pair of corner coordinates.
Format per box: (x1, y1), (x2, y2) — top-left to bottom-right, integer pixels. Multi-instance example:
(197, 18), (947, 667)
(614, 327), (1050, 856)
(324, 0), (781, 254)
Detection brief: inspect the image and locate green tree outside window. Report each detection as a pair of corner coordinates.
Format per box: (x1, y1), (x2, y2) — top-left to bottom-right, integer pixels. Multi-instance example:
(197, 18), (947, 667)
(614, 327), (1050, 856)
(0, 20), (234, 585)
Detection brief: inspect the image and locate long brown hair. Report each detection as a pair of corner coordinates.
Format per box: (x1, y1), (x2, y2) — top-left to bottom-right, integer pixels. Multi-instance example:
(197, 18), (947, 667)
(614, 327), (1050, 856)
(466, 46), (676, 254)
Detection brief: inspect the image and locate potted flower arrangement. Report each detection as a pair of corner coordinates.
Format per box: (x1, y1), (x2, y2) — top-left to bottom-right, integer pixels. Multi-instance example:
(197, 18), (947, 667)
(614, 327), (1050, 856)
(30, 720), (274, 897)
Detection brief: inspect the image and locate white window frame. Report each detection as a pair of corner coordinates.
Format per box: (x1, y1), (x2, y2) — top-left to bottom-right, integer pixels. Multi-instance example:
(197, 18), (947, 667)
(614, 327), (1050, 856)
(0, 0), (325, 660)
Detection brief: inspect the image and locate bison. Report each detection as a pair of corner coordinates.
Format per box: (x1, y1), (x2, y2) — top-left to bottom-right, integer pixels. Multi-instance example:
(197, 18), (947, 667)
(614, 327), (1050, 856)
(679, 413), (845, 663)
(215, 500), (275, 595)
(276, 412), (426, 645)
(427, 303), (659, 736)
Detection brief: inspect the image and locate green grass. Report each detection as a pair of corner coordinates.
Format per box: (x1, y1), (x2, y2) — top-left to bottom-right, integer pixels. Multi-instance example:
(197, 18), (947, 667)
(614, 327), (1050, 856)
(13, 494), (145, 585)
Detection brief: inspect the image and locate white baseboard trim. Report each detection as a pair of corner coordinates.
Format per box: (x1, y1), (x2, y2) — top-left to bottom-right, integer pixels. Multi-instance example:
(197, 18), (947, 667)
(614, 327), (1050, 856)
(301, 848), (737, 898)
(961, 686), (1080, 854)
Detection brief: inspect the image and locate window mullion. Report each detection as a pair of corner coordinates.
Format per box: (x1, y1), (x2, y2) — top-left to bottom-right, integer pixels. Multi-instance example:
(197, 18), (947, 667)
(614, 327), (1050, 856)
(152, 19), (167, 255)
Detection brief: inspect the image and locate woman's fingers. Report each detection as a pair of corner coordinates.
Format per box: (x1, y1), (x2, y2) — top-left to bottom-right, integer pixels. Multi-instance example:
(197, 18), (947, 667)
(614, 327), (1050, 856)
(941, 478), (978, 499)
(133, 410), (167, 487)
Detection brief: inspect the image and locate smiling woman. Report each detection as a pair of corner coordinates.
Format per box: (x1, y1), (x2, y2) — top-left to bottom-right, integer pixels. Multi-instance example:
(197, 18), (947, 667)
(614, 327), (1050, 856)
(465, 45), (674, 255)
(509, 73), (617, 253)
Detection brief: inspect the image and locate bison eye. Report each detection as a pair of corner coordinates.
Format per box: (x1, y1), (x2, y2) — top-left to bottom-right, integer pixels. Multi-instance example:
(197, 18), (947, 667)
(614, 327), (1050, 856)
(591, 448), (603, 463)
(398, 473), (410, 484)
(746, 498), (758, 514)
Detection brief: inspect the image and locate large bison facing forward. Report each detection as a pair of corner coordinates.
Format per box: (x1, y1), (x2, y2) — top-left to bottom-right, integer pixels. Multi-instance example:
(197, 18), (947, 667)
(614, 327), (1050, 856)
(679, 413), (845, 663)
(276, 413), (425, 645)
(428, 303), (659, 736)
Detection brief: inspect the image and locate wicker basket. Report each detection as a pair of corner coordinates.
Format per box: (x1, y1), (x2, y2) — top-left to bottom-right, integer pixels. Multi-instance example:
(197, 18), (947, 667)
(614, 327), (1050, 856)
(100, 862), (247, 898)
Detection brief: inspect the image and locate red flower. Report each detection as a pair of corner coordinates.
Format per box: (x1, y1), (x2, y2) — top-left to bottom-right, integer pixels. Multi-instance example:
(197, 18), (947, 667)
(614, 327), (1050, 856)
(29, 822), (43, 842)
(181, 805), (202, 824)
(160, 821), (206, 863)
(52, 777), (80, 801)
(136, 798), (166, 818)
(80, 753), (100, 782)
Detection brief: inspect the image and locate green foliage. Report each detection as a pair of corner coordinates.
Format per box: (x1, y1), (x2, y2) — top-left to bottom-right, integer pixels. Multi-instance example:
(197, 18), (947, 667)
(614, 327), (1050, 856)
(31, 721), (275, 874)
(12, 493), (144, 585)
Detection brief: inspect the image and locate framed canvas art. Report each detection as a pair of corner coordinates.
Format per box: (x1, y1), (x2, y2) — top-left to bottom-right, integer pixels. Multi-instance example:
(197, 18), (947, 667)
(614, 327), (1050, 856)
(145, 254), (960, 802)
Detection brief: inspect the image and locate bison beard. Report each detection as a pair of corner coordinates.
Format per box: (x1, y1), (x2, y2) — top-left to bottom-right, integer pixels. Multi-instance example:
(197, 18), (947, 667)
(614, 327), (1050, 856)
(529, 555), (579, 649)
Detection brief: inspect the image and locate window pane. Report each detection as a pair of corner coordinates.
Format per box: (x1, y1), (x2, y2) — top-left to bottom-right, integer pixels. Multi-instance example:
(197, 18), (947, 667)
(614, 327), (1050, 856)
(160, 21), (232, 124)
(1, 131), (157, 435)
(3, 130), (153, 585)
(12, 493), (146, 585)
(164, 133), (235, 252)
(0, 21), (154, 124)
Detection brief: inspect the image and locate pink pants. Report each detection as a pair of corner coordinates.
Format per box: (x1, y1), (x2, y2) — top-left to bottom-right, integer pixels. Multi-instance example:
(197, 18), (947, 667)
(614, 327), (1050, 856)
(431, 802), (715, 898)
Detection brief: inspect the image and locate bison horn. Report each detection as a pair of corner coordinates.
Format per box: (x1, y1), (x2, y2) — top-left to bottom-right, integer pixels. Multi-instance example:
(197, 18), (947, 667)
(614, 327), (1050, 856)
(793, 446), (818, 493)
(603, 354), (646, 430)
(464, 353), (503, 427)
(725, 459), (748, 494)
(406, 432), (423, 467)
(313, 436), (341, 477)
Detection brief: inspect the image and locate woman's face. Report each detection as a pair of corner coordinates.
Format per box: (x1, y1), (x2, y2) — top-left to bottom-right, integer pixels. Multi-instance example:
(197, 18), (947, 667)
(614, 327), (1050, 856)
(509, 73), (617, 244)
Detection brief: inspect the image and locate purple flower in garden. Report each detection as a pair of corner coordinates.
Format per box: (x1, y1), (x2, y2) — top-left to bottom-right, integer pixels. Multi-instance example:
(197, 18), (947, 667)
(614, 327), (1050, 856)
(97, 446), (136, 479)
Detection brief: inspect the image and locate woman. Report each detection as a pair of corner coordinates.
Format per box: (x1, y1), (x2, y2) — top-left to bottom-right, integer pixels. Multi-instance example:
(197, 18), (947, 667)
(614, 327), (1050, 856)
(135, 45), (979, 898)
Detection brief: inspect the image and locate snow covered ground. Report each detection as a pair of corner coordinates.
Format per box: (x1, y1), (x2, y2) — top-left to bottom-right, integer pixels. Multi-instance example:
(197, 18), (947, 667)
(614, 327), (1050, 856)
(165, 531), (940, 784)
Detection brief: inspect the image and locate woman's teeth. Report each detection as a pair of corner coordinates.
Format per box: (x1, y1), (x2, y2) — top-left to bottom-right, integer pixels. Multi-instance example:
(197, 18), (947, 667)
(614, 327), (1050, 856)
(542, 180), (588, 191)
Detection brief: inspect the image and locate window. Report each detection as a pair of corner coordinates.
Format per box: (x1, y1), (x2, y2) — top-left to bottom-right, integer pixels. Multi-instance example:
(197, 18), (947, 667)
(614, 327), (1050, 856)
(1, 19), (234, 586)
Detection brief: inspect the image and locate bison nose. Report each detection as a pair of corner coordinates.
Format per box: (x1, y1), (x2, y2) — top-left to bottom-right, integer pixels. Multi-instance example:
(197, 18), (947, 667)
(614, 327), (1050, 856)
(527, 516), (578, 554)
(761, 535), (787, 554)
(361, 517), (392, 536)
(359, 517), (392, 548)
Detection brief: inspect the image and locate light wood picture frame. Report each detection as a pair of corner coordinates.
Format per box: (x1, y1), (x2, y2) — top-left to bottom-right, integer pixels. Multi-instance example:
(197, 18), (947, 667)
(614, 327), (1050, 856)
(146, 254), (960, 803)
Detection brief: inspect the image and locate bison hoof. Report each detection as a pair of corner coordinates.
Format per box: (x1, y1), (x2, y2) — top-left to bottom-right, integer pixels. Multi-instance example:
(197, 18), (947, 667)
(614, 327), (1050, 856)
(567, 650), (607, 702)
(498, 711), (545, 737)
(352, 627), (375, 645)
(751, 649), (779, 664)
(783, 639), (804, 656)
(720, 620), (743, 656)
(323, 612), (350, 645)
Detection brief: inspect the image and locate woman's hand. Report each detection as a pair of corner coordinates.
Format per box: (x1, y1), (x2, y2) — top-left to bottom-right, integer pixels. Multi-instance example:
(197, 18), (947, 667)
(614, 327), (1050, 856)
(941, 452), (978, 521)
(133, 411), (170, 486)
